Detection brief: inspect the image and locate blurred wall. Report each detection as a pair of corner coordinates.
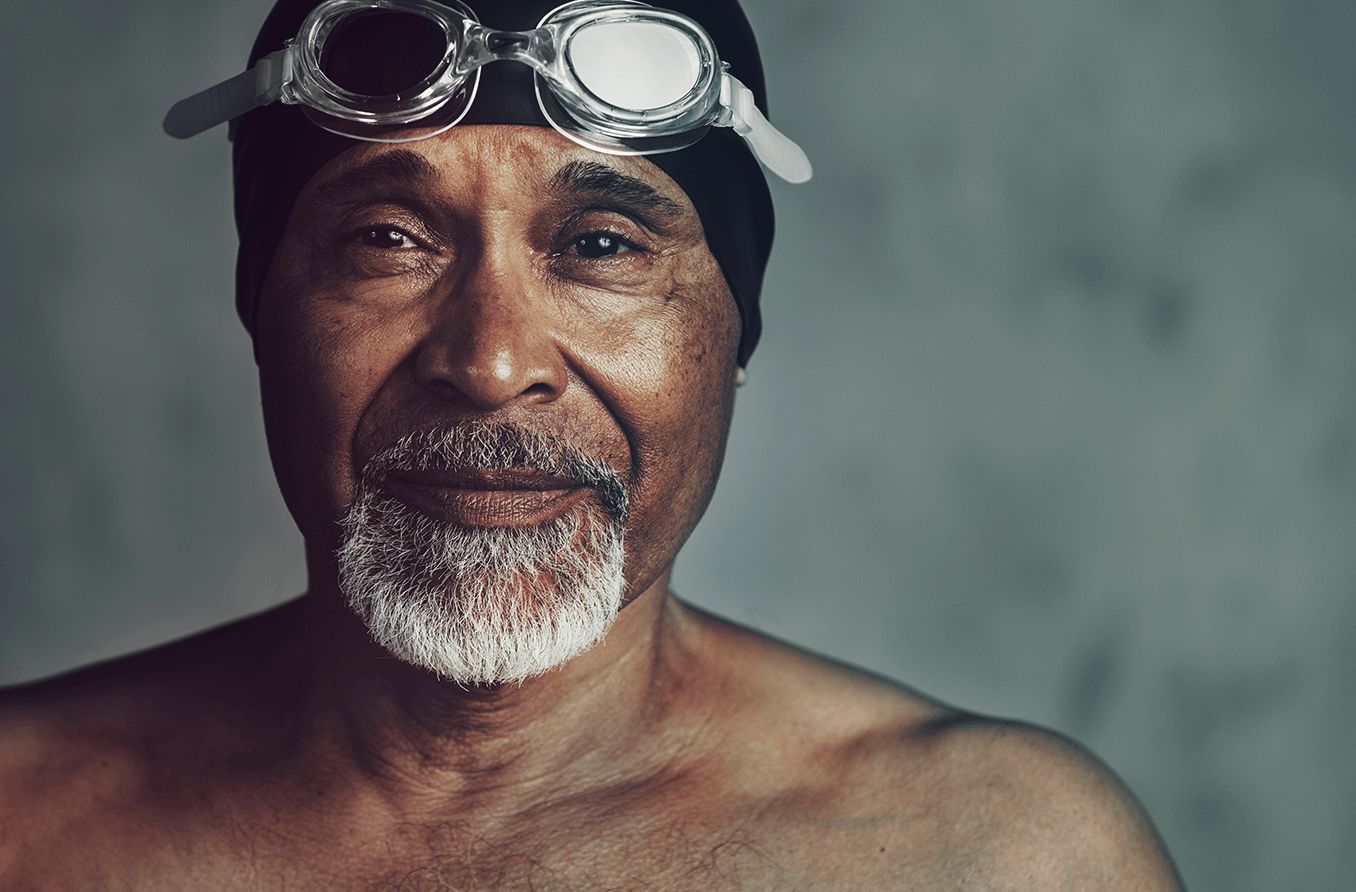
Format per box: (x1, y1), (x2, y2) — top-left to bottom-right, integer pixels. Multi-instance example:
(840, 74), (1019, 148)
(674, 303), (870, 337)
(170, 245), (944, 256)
(2, 1), (1353, 889)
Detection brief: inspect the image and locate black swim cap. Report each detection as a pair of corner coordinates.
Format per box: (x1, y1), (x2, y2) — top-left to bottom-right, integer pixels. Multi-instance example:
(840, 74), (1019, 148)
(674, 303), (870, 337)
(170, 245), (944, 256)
(232, 0), (777, 367)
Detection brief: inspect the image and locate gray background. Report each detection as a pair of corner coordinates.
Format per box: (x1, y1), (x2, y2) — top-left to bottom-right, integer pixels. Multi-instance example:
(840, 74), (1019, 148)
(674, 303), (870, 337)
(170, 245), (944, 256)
(2, 1), (1352, 889)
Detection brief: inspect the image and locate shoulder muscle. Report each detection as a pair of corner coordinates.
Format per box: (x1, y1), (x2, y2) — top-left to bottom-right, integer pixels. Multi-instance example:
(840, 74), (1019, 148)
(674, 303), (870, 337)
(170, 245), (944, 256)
(912, 717), (1183, 891)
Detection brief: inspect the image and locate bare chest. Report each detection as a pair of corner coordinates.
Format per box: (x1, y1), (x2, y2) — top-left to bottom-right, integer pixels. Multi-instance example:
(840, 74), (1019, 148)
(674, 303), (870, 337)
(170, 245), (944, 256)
(250, 809), (814, 891)
(14, 803), (959, 892)
(265, 814), (973, 891)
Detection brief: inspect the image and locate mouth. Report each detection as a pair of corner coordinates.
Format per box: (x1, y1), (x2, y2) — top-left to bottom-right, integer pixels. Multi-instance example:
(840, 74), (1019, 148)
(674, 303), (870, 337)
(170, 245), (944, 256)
(380, 467), (591, 527)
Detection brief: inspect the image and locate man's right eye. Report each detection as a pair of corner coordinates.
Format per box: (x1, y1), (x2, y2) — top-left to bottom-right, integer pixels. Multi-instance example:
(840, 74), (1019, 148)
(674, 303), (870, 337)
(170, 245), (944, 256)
(335, 221), (443, 281)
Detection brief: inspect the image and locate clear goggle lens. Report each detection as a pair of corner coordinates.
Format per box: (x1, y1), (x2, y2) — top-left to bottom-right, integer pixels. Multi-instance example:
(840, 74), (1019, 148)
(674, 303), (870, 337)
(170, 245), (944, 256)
(300, 5), (472, 142)
(567, 21), (702, 110)
(320, 10), (449, 96)
(537, 13), (712, 155)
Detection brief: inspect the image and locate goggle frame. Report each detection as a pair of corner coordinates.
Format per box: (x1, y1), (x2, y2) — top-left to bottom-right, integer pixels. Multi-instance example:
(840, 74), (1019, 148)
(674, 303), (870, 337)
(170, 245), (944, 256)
(163, 0), (812, 183)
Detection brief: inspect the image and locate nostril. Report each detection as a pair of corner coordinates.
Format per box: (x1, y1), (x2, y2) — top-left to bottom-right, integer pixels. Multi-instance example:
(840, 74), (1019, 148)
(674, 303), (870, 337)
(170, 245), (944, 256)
(522, 381), (556, 400)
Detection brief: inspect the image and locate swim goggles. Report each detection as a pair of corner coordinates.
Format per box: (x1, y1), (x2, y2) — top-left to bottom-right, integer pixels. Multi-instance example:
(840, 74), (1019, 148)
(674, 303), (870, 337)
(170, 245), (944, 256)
(164, 0), (812, 183)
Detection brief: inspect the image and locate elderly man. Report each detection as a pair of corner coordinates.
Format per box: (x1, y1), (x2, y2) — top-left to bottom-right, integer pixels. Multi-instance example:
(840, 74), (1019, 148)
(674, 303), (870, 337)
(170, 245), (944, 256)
(1, 0), (1180, 888)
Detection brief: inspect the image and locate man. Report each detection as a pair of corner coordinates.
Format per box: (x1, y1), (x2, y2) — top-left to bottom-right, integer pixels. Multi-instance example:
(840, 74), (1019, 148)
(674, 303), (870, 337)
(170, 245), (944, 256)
(0, 0), (1181, 887)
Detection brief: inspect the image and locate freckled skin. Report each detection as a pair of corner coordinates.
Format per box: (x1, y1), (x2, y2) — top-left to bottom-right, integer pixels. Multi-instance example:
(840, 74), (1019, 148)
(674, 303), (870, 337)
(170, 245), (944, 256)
(0, 127), (1182, 890)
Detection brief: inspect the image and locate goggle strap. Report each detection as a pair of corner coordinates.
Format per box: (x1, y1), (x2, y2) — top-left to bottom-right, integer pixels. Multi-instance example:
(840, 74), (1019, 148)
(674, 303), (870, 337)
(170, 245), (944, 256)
(163, 48), (294, 140)
(721, 74), (813, 184)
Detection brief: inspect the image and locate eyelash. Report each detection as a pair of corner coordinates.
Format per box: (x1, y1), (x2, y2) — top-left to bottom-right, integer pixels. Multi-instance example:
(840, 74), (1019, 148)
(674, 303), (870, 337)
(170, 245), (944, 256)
(560, 229), (643, 259)
(354, 225), (422, 251)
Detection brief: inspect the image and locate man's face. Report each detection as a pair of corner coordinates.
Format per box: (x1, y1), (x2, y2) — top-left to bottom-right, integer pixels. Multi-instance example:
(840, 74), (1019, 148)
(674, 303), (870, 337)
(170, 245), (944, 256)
(254, 125), (741, 659)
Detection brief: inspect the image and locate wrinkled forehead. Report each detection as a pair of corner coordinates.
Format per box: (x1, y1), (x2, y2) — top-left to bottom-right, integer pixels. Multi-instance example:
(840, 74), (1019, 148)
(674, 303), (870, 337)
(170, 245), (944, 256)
(299, 124), (700, 220)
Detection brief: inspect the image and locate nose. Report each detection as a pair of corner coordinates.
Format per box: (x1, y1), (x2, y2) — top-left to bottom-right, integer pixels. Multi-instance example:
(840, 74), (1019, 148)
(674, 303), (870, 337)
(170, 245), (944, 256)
(412, 253), (568, 411)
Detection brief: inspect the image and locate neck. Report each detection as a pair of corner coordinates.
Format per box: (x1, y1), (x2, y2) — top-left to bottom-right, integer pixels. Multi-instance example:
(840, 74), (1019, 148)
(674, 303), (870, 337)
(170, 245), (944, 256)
(288, 545), (703, 820)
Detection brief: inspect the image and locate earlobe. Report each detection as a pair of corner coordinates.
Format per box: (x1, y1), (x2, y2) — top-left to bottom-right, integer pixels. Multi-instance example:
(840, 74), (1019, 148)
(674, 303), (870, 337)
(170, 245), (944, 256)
(735, 367), (747, 388)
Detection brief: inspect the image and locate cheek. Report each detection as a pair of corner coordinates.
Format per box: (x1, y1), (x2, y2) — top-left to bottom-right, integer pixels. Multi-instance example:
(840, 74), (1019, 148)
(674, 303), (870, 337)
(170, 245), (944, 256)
(637, 299), (737, 522)
(568, 260), (740, 586)
(566, 255), (738, 405)
(256, 262), (414, 539)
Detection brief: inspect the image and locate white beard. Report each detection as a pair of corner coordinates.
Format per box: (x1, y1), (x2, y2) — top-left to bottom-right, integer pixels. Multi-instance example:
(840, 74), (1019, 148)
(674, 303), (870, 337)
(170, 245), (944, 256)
(336, 423), (628, 687)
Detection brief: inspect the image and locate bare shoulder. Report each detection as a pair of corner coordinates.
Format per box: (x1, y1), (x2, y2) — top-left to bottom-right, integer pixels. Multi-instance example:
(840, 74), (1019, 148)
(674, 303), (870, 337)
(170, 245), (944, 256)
(0, 644), (184, 809)
(0, 603), (302, 880)
(679, 603), (1182, 890)
(896, 716), (1185, 890)
(0, 653), (162, 880)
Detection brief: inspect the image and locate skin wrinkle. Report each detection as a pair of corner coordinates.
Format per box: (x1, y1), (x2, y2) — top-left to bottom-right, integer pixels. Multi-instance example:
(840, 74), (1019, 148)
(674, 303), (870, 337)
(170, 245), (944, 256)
(548, 160), (687, 232)
(306, 150), (443, 217)
(339, 656), (731, 887)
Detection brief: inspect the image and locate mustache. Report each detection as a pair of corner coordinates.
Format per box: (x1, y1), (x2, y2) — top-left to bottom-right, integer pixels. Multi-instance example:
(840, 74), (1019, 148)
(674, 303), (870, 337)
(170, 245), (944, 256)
(361, 420), (629, 521)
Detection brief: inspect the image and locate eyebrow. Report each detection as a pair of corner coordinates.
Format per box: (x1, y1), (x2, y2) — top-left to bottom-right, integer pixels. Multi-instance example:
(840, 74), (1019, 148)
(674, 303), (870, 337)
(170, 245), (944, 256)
(308, 149), (441, 209)
(306, 149), (687, 229)
(548, 160), (685, 226)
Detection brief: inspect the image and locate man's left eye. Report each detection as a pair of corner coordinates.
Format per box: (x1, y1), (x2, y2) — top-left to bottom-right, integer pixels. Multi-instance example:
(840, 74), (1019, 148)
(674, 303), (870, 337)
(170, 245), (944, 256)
(359, 226), (420, 250)
(570, 231), (637, 259)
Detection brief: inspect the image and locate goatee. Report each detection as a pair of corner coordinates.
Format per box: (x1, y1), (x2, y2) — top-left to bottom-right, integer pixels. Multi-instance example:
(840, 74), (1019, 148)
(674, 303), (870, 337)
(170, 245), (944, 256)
(337, 421), (628, 686)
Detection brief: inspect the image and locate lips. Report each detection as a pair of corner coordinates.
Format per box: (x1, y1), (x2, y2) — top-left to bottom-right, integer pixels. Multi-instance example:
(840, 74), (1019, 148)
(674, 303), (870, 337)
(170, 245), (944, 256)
(380, 467), (590, 527)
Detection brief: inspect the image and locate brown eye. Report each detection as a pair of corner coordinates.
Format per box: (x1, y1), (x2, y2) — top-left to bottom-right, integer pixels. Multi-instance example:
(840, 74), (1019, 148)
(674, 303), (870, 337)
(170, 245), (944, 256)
(571, 231), (637, 259)
(360, 226), (419, 249)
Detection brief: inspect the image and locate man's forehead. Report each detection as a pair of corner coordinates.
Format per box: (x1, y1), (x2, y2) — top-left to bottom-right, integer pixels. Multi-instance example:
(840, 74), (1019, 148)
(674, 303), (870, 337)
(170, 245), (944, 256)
(304, 125), (695, 217)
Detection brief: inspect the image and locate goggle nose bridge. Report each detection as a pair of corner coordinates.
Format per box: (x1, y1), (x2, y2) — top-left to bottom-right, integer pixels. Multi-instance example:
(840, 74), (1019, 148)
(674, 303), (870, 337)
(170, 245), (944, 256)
(454, 23), (561, 80)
